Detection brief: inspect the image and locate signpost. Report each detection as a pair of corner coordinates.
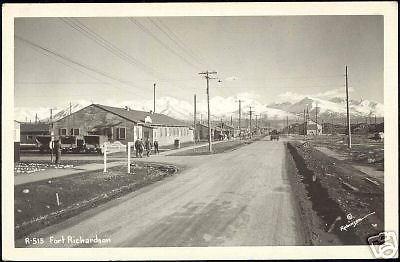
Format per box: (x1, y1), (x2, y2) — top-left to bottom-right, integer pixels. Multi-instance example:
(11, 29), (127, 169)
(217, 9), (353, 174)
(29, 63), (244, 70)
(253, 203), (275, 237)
(103, 143), (107, 173)
(50, 130), (55, 163)
(127, 142), (133, 174)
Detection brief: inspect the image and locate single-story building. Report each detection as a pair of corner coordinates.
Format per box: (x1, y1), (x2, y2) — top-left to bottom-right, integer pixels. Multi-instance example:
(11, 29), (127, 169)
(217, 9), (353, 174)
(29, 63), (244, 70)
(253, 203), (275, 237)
(195, 123), (215, 141)
(299, 120), (323, 135)
(14, 121), (21, 162)
(20, 122), (50, 145)
(53, 104), (193, 146)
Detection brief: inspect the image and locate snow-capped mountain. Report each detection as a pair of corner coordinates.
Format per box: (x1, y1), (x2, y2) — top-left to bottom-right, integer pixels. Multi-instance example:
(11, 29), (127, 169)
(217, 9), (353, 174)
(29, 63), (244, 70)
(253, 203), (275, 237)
(267, 96), (384, 119)
(14, 93), (384, 123)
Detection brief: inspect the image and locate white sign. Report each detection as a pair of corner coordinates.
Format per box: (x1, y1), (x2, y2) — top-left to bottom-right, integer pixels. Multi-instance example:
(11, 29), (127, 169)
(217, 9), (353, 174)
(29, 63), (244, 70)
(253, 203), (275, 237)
(101, 141), (127, 154)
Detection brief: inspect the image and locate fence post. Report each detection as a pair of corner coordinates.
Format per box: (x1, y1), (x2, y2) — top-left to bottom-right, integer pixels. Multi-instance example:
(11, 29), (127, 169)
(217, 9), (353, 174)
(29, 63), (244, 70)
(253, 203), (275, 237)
(127, 142), (133, 174)
(103, 143), (107, 173)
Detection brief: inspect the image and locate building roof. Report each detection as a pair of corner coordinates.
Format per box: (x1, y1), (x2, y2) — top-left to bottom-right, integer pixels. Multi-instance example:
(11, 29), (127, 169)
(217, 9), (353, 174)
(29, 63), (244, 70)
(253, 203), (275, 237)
(20, 122), (50, 132)
(93, 104), (188, 127)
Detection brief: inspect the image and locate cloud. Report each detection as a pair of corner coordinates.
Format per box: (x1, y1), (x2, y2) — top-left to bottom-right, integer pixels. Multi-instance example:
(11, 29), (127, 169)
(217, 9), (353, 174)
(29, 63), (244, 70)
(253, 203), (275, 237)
(276, 92), (306, 103)
(225, 76), (239, 81)
(276, 87), (356, 103)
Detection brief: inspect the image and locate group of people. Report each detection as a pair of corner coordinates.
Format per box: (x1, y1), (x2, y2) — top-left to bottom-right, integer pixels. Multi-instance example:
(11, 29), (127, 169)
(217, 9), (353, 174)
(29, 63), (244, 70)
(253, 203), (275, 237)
(134, 138), (159, 158)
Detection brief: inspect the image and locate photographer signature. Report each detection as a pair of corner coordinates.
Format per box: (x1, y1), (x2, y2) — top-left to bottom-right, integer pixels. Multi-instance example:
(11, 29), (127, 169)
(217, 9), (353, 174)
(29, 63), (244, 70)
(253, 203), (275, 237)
(340, 211), (375, 231)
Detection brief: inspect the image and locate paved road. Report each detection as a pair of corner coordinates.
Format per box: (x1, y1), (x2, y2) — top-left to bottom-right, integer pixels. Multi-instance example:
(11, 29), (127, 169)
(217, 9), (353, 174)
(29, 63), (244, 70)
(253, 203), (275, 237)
(19, 138), (306, 247)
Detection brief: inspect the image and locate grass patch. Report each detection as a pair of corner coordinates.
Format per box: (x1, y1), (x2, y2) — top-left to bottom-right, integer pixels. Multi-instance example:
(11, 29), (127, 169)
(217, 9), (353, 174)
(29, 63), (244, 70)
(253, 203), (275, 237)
(170, 136), (266, 156)
(14, 162), (177, 240)
(15, 160), (118, 175)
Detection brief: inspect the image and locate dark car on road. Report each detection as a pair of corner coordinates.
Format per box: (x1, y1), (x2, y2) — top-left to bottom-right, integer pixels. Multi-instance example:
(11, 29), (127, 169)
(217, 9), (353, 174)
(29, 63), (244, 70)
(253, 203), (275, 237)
(270, 130), (280, 141)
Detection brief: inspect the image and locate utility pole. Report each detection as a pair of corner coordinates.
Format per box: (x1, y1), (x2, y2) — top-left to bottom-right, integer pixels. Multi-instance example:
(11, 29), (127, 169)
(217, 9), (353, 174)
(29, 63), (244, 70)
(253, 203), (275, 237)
(69, 102), (72, 134)
(286, 115), (289, 135)
(200, 114), (203, 124)
(248, 106), (254, 139)
(35, 113), (38, 123)
(50, 109), (53, 128)
(303, 109), (306, 136)
(315, 103), (319, 135)
(199, 70), (218, 152)
(345, 66), (352, 149)
(237, 99), (242, 137)
(230, 115), (233, 126)
(193, 94), (197, 145)
(153, 83), (156, 113)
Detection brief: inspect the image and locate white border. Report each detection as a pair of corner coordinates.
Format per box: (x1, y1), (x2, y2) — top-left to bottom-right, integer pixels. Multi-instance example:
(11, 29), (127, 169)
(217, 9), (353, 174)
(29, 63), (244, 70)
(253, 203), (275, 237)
(2, 2), (398, 260)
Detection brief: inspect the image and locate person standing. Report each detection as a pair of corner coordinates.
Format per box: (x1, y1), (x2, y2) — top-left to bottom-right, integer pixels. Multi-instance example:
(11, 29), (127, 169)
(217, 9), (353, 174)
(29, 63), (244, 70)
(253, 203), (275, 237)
(54, 139), (62, 164)
(145, 138), (152, 157)
(134, 138), (140, 158)
(138, 138), (144, 158)
(153, 139), (159, 154)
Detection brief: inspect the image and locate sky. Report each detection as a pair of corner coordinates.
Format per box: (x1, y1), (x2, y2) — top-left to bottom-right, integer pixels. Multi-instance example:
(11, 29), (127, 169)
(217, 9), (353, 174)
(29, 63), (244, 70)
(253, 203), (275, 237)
(14, 15), (383, 109)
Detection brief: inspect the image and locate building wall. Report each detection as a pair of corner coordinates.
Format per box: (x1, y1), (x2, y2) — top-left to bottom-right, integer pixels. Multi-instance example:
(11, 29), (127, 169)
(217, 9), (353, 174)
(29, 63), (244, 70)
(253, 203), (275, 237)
(53, 105), (138, 144)
(196, 125), (215, 141)
(14, 121), (20, 142)
(14, 121), (20, 162)
(152, 126), (193, 146)
(20, 131), (49, 144)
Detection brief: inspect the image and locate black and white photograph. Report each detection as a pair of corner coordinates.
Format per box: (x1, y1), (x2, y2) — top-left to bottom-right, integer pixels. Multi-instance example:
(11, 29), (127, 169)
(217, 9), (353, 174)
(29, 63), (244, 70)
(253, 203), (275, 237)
(2, 2), (398, 260)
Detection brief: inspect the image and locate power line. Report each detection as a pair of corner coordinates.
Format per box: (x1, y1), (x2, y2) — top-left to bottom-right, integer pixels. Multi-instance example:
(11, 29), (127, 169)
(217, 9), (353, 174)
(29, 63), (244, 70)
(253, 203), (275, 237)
(148, 18), (206, 68)
(15, 35), (149, 100)
(60, 18), (165, 79)
(62, 18), (199, 96)
(128, 18), (202, 70)
(155, 17), (208, 65)
(16, 38), (109, 85)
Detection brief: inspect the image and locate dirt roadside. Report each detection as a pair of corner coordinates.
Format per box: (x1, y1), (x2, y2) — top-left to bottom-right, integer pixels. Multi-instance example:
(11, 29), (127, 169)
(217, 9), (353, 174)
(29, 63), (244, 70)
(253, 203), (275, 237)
(14, 162), (178, 242)
(285, 140), (383, 245)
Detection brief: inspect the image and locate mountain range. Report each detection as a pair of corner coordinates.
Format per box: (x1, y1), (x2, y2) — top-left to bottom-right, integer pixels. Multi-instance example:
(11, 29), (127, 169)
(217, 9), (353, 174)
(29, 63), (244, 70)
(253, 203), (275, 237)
(15, 94), (384, 124)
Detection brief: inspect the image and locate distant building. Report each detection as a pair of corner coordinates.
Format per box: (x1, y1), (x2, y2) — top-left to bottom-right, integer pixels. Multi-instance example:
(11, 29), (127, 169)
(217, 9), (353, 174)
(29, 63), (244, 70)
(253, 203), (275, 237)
(53, 104), (193, 146)
(14, 121), (20, 162)
(195, 123), (215, 141)
(298, 120), (322, 135)
(20, 122), (50, 145)
(352, 122), (384, 134)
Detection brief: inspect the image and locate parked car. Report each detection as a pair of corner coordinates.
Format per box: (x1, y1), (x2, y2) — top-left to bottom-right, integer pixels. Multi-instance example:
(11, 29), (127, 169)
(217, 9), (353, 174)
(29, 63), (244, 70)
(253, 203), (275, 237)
(36, 135), (52, 153)
(60, 135), (85, 153)
(83, 135), (107, 153)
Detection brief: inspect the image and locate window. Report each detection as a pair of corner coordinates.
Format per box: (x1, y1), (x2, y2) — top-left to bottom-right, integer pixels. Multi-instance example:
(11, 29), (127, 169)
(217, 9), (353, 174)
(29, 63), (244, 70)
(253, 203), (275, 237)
(116, 127), (126, 140)
(135, 127), (140, 139)
(70, 128), (80, 135)
(59, 128), (67, 136)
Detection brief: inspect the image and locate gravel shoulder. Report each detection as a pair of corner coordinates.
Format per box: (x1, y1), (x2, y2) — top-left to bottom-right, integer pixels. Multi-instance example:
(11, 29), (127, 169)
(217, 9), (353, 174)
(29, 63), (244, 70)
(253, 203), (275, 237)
(286, 140), (383, 245)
